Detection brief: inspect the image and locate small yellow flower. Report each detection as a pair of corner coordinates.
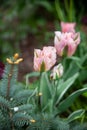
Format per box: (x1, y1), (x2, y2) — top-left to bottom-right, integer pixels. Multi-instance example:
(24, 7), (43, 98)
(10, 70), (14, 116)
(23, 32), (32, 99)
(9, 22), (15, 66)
(30, 119), (36, 123)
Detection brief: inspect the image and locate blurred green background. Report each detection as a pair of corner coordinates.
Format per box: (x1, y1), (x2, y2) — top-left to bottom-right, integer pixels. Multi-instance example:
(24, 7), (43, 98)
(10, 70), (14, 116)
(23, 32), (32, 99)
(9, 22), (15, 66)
(0, 0), (87, 62)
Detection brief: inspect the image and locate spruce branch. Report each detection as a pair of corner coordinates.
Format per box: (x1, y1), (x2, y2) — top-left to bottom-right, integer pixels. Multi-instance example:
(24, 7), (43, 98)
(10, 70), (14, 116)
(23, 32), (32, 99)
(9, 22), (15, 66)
(6, 53), (23, 99)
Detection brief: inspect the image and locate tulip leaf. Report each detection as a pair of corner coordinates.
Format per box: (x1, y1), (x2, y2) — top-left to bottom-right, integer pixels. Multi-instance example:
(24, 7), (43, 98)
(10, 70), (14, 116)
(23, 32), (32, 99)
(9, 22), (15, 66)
(55, 0), (65, 21)
(26, 72), (40, 77)
(26, 72), (40, 88)
(63, 61), (79, 80)
(66, 109), (85, 123)
(67, 109), (85, 123)
(56, 87), (87, 114)
(56, 73), (79, 105)
(64, 54), (87, 80)
(68, 56), (81, 62)
(40, 72), (52, 109)
(36, 1), (53, 12)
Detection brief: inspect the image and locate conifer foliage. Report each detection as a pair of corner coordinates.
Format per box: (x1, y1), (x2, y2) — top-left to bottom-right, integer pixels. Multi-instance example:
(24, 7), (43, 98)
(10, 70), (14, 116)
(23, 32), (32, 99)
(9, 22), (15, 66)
(0, 54), (33, 130)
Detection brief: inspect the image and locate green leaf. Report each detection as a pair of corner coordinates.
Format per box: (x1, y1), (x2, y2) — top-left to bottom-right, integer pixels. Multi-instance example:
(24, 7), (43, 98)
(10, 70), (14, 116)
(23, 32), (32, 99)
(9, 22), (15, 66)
(26, 72), (40, 78)
(63, 61), (79, 80)
(63, 54), (87, 80)
(79, 70), (87, 82)
(64, 0), (69, 14)
(40, 72), (52, 108)
(42, 99), (53, 113)
(82, 84), (87, 97)
(36, 1), (53, 12)
(68, 56), (82, 69)
(56, 87), (87, 114)
(69, 0), (75, 22)
(55, 0), (65, 21)
(56, 73), (79, 105)
(26, 72), (40, 88)
(67, 109), (85, 123)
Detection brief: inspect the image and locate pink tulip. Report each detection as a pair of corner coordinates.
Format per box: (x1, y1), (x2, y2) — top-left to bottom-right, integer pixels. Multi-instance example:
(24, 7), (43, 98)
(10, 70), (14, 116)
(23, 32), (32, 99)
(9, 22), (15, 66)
(54, 31), (80, 57)
(34, 46), (56, 72)
(61, 21), (76, 33)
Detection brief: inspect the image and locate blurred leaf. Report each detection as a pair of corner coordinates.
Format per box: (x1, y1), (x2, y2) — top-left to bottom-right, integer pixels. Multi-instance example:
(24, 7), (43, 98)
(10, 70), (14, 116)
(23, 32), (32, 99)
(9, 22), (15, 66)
(63, 54), (86, 80)
(40, 72), (52, 108)
(56, 87), (87, 114)
(69, 0), (76, 22)
(26, 72), (40, 88)
(56, 73), (79, 105)
(55, 0), (65, 21)
(68, 56), (81, 62)
(64, 0), (69, 14)
(82, 84), (87, 97)
(79, 70), (87, 82)
(36, 1), (53, 12)
(67, 109), (85, 123)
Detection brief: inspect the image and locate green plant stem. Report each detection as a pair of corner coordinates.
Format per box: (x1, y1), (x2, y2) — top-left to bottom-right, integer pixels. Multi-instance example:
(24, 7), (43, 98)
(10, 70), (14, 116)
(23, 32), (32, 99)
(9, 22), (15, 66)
(54, 80), (59, 106)
(37, 72), (42, 111)
(6, 64), (14, 99)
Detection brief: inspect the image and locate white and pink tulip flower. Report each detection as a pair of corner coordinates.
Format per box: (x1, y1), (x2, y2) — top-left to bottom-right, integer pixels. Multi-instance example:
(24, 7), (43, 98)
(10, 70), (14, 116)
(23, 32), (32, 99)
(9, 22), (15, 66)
(51, 63), (64, 79)
(61, 21), (76, 33)
(54, 31), (80, 57)
(34, 46), (57, 72)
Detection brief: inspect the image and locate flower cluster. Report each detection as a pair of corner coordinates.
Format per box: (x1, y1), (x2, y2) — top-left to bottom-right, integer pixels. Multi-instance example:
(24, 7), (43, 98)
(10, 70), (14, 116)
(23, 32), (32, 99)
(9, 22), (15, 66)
(33, 21), (80, 79)
(54, 31), (80, 56)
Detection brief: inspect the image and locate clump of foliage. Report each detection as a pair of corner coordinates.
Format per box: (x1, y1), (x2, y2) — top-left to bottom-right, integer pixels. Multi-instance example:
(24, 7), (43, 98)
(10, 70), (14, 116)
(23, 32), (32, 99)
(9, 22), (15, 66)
(0, 49), (87, 130)
(1, 13), (87, 129)
(55, 0), (85, 23)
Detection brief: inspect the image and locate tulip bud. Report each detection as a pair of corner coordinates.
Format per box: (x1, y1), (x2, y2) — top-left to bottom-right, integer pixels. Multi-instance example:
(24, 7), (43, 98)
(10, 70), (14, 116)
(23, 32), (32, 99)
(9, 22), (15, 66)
(51, 64), (63, 80)
(61, 21), (76, 33)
